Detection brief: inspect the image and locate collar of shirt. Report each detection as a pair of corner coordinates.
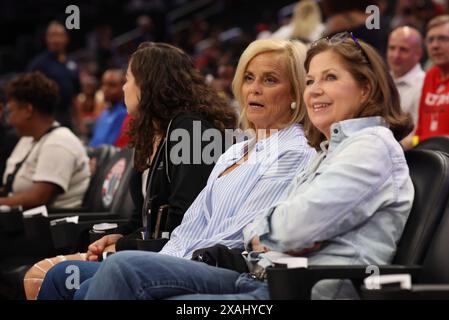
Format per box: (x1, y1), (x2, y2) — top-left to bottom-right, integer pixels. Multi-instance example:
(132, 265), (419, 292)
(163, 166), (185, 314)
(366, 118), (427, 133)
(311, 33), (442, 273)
(326, 116), (388, 152)
(31, 121), (61, 143)
(255, 124), (301, 152)
(226, 124), (302, 163)
(433, 66), (449, 84)
(393, 63), (424, 87)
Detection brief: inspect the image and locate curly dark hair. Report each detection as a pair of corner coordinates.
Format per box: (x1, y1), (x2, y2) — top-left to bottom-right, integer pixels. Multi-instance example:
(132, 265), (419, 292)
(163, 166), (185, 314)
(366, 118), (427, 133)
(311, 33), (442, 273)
(128, 42), (237, 171)
(6, 71), (60, 116)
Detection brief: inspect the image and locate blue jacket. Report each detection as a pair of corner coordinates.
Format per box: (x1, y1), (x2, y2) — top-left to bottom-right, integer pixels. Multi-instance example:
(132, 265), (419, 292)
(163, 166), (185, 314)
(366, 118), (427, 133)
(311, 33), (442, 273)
(89, 102), (127, 147)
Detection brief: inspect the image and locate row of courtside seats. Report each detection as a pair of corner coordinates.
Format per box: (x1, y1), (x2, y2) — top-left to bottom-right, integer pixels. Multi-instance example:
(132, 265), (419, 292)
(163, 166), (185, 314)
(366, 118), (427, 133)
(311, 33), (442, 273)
(2, 137), (449, 300)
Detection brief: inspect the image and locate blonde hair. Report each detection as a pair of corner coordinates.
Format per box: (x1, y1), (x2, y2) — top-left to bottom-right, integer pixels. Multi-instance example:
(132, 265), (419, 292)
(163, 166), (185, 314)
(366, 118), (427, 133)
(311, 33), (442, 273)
(291, 0), (322, 41)
(304, 37), (413, 148)
(232, 39), (309, 130)
(427, 14), (449, 33)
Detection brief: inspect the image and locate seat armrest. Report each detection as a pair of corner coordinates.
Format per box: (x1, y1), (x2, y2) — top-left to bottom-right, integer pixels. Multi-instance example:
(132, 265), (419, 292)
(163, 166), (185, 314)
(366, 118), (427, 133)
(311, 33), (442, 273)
(361, 284), (449, 300)
(48, 207), (89, 214)
(49, 218), (132, 252)
(47, 211), (119, 221)
(267, 265), (422, 300)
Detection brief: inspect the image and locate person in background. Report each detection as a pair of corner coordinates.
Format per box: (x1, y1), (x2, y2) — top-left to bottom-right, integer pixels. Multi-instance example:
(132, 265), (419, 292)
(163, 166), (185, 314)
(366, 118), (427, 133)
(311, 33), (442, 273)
(74, 73), (105, 141)
(415, 15), (449, 143)
(0, 72), (90, 209)
(387, 26), (424, 149)
(268, 0), (324, 43)
(27, 21), (80, 130)
(210, 62), (239, 117)
(114, 114), (132, 148)
(89, 69), (127, 147)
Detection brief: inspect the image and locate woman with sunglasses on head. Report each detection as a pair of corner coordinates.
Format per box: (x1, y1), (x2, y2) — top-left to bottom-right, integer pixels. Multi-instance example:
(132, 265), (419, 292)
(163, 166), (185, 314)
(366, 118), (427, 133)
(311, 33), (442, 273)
(81, 33), (414, 300)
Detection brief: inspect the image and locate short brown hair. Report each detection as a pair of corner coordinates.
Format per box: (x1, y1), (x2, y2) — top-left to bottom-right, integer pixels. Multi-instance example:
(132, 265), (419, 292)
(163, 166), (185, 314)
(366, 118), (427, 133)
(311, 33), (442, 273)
(304, 37), (413, 148)
(6, 71), (60, 116)
(427, 14), (449, 33)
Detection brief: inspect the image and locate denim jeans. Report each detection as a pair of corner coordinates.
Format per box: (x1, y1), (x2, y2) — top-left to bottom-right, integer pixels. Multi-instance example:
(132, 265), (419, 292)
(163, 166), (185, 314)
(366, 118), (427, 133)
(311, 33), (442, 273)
(84, 251), (270, 300)
(168, 274), (270, 300)
(37, 260), (102, 300)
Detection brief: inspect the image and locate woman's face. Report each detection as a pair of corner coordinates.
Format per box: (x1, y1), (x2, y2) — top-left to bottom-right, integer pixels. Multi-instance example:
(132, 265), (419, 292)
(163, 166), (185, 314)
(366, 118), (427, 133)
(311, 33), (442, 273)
(242, 52), (294, 132)
(6, 99), (31, 136)
(304, 50), (369, 139)
(123, 65), (141, 117)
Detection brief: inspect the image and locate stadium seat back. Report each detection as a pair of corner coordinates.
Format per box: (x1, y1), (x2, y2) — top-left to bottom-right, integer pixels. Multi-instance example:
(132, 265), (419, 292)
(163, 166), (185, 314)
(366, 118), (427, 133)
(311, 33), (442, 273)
(393, 149), (449, 265)
(82, 144), (120, 211)
(82, 147), (133, 213)
(415, 135), (449, 155)
(419, 202), (449, 284)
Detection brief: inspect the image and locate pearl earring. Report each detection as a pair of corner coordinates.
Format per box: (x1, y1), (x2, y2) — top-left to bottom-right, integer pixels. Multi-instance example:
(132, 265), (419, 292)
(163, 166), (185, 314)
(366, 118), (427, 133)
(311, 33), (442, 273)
(290, 102), (297, 110)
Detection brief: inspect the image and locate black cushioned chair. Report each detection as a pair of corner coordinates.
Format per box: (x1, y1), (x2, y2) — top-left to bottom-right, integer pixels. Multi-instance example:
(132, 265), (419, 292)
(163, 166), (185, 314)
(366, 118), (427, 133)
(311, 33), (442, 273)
(47, 147), (135, 221)
(415, 135), (449, 154)
(267, 149), (449, 300)
(360, 195), (449, 299)
(47, 144), (119, 214)
(79, 144), (121, 212)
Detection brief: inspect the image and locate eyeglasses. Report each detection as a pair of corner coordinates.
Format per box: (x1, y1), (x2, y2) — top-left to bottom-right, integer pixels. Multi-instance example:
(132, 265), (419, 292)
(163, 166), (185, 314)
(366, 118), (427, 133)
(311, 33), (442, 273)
(312, 31), (371, 65)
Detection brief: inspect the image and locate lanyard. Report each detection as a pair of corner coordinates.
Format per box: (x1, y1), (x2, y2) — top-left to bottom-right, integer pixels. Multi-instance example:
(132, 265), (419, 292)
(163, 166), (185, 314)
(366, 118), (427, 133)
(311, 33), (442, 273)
(141, 117), (176, 240)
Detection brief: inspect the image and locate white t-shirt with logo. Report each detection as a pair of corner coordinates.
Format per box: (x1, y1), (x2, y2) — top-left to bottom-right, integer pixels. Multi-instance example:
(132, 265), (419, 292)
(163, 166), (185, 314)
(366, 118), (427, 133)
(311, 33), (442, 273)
(3, 125), (91, 208)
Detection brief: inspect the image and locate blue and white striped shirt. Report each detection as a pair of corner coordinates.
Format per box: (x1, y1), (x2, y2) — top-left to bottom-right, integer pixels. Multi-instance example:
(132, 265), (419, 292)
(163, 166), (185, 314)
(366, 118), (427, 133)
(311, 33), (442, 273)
(159, 124), (316, 259)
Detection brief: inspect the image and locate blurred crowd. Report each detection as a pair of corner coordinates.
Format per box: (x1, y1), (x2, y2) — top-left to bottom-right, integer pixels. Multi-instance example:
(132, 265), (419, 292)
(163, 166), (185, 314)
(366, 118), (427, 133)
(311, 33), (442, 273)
(1, 0), (449, 178)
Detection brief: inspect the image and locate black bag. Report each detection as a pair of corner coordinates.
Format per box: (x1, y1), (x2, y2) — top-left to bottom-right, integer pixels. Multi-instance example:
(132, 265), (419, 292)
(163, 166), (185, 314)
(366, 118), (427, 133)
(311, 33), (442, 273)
(191, 244), (249, 273)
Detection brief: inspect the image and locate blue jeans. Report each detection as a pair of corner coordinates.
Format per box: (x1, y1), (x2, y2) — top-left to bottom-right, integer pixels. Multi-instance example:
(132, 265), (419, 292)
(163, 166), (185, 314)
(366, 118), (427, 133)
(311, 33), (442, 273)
(84, 251), (270, 300)
(37, 260), (102, 300)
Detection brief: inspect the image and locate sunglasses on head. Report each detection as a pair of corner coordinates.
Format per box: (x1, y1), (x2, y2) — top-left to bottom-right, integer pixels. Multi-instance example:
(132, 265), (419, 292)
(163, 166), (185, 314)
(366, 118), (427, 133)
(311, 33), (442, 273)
(312, 31), (371, 65)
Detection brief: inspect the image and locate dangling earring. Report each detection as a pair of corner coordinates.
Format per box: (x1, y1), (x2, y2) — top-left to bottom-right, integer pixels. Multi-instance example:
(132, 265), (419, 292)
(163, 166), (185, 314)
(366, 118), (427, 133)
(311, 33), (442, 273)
(290, 102), (297, 110)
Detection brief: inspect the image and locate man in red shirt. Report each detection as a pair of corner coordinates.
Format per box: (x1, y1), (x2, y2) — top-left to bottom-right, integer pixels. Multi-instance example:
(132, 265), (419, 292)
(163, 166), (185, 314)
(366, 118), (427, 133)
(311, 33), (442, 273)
(416, 15), (449, 142)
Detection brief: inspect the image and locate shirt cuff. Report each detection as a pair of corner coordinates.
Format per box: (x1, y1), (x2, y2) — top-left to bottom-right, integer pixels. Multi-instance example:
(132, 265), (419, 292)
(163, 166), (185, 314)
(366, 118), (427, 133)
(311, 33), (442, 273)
(255, 206), (276, 247)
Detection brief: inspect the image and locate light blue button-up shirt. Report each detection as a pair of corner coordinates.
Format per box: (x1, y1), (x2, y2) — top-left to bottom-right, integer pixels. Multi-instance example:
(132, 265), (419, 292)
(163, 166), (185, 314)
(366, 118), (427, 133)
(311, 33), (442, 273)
(245, 116), (414, 299)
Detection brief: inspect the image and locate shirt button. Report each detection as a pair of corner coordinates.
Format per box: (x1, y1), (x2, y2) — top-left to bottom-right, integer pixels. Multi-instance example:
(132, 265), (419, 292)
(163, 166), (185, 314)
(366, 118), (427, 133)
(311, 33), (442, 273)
(333, 129), (339, 134)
